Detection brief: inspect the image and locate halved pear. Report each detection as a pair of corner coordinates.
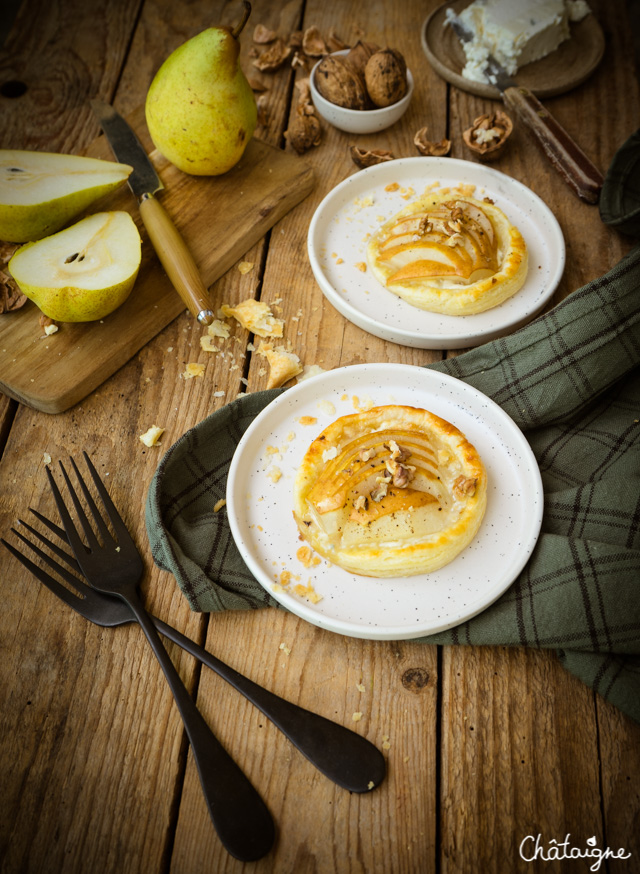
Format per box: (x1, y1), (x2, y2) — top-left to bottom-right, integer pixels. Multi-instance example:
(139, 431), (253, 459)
(8, 211), (141, 322)
(0, 150), (133, 242)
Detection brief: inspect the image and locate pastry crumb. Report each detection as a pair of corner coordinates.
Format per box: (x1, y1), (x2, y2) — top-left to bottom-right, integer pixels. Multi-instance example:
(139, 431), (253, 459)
(237, 260), (254, 274)
(221, 299), (283, 338)
(267, 466), (282, 482)
(207, 319), (231, 339)
(200, 336), (219, 352)
(182, 362), (205, 379)
(257, 341), (303, 388)
(317, 399), (336, 416)
(213, 498), (226, 512)
(352, 712), (363, 722)
(139, 425), (165, 447)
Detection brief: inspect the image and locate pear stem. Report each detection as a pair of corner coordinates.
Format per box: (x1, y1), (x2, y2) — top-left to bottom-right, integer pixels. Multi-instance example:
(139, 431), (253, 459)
(231, 1), (251, 40)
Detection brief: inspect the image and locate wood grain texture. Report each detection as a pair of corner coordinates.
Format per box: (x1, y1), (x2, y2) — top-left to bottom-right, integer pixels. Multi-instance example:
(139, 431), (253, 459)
(0, 0), (639, 872)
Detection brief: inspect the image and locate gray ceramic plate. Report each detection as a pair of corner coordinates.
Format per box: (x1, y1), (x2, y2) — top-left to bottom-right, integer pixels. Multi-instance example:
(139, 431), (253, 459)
(422, 1), (605, 99)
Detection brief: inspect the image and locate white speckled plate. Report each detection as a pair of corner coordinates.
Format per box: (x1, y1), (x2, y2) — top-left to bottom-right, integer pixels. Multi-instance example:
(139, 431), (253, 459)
(226, 363), (543, 641)
(307, 157), (564, 349)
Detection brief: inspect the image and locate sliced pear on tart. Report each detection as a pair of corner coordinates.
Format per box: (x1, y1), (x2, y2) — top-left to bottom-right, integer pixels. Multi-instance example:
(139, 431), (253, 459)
(367, 193), (527, 315)
(293, 405), (487, 577)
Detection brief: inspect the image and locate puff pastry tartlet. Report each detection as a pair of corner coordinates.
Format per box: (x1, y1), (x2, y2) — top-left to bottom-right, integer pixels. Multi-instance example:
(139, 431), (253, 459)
(293, 405), (487, 577)
(366, 194), (527, 315)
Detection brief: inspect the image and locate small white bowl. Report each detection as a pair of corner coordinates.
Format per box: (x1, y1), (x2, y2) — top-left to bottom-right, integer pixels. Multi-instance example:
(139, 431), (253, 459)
(310, 50), (414, 135)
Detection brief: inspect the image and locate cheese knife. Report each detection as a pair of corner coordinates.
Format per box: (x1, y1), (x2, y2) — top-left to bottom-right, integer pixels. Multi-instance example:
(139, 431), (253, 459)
(445, 12), (604, 204)
(90, 99), (215, 325)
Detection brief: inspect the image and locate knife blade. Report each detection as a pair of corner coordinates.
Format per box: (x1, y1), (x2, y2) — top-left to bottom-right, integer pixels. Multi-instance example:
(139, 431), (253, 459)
(445, 12), (604, 204)
(90, 99), (215, 325)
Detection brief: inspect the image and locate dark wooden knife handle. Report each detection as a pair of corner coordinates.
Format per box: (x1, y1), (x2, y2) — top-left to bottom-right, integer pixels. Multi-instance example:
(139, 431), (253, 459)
(502, 85), (604, 205)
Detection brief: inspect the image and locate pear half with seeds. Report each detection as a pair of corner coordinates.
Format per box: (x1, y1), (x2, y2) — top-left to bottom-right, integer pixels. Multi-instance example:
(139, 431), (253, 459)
(0, 150), (133, 242)
(8, 211), (142, 322)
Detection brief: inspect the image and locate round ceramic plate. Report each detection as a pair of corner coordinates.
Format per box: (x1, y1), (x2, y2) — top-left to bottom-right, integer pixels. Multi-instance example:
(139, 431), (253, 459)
(226, 364), (543, 641)
(307, 157), (564, 350)
(422, 1), (605, 99)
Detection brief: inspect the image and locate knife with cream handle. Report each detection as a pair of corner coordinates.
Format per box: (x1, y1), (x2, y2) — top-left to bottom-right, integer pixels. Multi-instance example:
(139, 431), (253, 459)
(445, 12), (604, 204)
(90, 99), (215, 324)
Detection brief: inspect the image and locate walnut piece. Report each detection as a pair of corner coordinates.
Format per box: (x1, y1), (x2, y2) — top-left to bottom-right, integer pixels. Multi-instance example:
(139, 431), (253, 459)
(285, 78), (322, 154)
(350, 146), (395, 169)
(253, 24), (277, 44)
(463, 111), (513, 162)
(0, 243), (26, 314)
(414, 126), (451, 157)
(253, 38), (292, 72)
(364, 48), (407, 108)
(302, 26), (327, 57)
(453, 475), (478, 498)
(326, 27), (349, 53)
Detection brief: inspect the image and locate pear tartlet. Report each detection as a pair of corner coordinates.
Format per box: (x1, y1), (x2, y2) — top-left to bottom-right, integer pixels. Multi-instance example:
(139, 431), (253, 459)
(292, 405), (487, 577)
(366, 193), (528, 315)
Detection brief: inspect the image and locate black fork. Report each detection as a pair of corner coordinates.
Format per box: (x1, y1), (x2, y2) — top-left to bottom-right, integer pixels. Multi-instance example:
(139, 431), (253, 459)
(2, 511), (386, 793)
(46, 452), (275, 862)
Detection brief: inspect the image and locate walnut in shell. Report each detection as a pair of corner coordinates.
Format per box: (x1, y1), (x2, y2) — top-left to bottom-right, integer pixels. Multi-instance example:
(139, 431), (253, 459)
(414, 127), (451, 157)
(314, 54), (369, 110)
(345, 40), (380, 76)
(364, 48), (407, 108)
(463, 111), (513, 161)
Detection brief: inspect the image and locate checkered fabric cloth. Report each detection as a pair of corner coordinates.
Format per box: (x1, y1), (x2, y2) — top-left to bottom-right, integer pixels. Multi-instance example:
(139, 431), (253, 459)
(146, 133), (640, 722)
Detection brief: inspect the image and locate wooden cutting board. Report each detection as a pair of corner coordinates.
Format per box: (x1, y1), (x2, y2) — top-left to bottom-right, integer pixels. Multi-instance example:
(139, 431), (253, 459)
(0, 108), (315, 413)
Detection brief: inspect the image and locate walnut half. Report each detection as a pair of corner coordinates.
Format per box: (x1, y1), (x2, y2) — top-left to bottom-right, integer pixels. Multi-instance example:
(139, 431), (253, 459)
(463, 111), (513, 162)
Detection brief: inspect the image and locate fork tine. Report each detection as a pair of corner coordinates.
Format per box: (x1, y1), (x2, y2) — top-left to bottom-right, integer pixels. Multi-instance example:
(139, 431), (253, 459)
(18, 516), (79, 571)
(45, 463), (95, 554)
(80, 451), (131, 541)
(67, 455), (113, 543)
(29, 507), (68, 543)
(2, 530), (86, 597)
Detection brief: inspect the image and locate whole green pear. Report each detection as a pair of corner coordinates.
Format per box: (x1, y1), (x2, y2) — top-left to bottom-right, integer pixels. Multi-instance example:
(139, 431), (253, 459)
(145, 2), (257, 176)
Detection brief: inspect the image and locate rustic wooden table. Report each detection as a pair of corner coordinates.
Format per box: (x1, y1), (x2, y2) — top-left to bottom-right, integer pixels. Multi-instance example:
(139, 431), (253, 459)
(1, 1), (639, 872)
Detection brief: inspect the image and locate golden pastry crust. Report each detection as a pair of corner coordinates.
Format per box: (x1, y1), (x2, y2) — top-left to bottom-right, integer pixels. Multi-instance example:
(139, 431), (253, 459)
(366, 194), (528, 315)
(293, 405), (487, 577)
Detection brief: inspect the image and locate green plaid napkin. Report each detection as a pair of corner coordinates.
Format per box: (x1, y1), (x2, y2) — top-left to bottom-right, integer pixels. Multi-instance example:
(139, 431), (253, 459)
(146, 139), (640, 723)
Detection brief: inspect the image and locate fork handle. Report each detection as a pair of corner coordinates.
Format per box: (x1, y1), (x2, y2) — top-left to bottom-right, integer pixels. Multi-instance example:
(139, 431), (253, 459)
(125, 591), (275, 862)
(152, 616), (386, 793)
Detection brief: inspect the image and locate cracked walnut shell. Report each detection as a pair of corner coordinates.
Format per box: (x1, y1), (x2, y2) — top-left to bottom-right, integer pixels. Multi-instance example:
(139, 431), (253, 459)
(463, 111), (513, 161)
(414, 127), (451, 157)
